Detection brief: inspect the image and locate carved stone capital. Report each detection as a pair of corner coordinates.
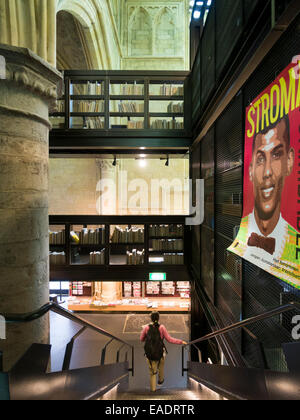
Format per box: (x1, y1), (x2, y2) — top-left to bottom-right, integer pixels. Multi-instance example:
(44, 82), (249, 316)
(0, 44), (62, 101)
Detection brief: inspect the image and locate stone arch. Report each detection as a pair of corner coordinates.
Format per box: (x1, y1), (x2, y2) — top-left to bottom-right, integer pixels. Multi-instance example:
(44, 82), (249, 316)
(155, 7), (176, 57)
(57, 0), (119, 69)
(129, 7), (152, 57)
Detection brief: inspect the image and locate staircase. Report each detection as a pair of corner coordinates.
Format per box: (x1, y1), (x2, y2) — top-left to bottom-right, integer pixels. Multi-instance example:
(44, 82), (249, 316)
(116, 388), (221, 401)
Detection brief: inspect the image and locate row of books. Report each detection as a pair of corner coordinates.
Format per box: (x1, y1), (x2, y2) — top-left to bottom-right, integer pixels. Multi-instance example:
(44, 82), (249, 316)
(118, 102), (144, 113)
(116, 83), (144, 96)
(151, 120), (184, 129)
(149, 225), (184, 237)
(163, 254), (184, 265)
(49, 230), (65, 245)
(167, 102), (184, 113)
(127, 121), (144, 129)
(151, 239), (184, 251)
(158, 85), (184, 96)
(111, 227), (144, 243)
(49, 252), (66, 265)
(126, 249), (145, 265)
(71, 228), (105, 245)
(72, 101), (104, 113)
(85, 117), (105, 129)
(50, 116), (65, 129)
(89, 250), (105, 265)
(72, 82), (103, 96)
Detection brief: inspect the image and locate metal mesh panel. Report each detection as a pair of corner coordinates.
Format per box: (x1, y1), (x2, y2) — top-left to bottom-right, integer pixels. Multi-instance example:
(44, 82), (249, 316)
(201, 5), (216, 108)
(215, 94), (243, 351)
(243, 0), (260, 21)
(201, 128), (215, 302)
(191, 143), (201, 278)
(192, 48), (201, 124)
(215, 0), (243, 79)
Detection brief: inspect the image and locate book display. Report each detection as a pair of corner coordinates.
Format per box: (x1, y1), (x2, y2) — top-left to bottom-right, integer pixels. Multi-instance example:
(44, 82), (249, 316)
(70, 282), (93, 297)
(49, 71), (188, 132)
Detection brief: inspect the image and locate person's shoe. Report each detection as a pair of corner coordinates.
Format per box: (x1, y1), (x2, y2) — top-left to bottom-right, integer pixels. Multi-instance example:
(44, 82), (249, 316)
(157, 380), (165, 386)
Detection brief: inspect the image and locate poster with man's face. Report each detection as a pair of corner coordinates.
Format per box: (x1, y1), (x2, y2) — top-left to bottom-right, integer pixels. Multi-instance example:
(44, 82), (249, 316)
(228, 58), (300, 290)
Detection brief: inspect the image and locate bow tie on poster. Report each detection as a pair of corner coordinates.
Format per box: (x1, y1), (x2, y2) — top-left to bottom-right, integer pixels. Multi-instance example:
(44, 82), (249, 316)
(247, 233), (276, 255)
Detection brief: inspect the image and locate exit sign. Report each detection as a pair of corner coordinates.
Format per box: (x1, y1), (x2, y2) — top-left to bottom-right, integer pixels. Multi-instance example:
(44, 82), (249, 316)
(149, 273), (167, 281)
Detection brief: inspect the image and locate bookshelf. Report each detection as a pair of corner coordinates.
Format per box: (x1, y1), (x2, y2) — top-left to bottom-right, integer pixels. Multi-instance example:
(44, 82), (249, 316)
(49, 217), (187, 271)
(49, 71), (190, 133)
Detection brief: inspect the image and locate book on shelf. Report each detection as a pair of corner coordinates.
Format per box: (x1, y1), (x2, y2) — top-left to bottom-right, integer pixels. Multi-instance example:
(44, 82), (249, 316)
(158, 84), (184, 96)
(111, 226), (144, 243)
(49, 252), (66, 265)
(85, 117), (105, 129)
(50, 116), (65, 129)
(89, 250), (105, 265)
(163, 253), (184, 265)
(118, 102), (144, 113)
(71, 228), (105, 245)
(49, 230), (65, 245)
(127, 120), (144, 129)
(73, 82), (103, 96)
(149, 224), (184, 237)
(72, 101), (104, 113)
(126, 249), (145, 265)
(118, 83), (144, 96)
(151, 120), (184, 129)
(167, 102), (184, 114)
(151, 239), (184, 251)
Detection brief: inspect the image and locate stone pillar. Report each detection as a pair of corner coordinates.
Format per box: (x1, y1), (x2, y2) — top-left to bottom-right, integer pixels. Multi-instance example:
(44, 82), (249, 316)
(0, 45), (61, 371)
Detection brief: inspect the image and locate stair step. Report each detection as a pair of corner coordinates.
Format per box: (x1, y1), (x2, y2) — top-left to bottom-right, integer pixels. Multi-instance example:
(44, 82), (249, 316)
(282, 342), (300, 373)
(117, 388), (196, 400)
(11, 344), (51, 376)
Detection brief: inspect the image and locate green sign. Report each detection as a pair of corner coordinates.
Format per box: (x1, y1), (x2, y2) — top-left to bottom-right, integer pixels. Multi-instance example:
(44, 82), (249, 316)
(149, 273), (167, 281)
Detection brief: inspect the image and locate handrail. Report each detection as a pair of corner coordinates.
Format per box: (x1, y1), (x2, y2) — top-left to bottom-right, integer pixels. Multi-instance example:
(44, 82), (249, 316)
(185, 302), (300, 348)
(4, 302), (134, 375)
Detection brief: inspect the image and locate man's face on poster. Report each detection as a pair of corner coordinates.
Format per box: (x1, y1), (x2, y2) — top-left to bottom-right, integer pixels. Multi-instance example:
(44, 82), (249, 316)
(250, 119), (294, 221)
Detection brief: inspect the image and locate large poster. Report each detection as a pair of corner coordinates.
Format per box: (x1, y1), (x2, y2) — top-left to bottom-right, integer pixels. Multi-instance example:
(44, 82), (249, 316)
(228, 58), (300, 289)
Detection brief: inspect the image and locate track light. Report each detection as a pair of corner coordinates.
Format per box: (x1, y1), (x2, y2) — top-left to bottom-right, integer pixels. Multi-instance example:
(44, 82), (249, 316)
(165, 156), (169, 167)
(112, 156), (117, 167)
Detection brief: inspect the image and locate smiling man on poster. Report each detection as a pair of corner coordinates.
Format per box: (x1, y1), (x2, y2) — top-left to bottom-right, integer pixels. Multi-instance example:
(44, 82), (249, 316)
(229, 58), (300, 289)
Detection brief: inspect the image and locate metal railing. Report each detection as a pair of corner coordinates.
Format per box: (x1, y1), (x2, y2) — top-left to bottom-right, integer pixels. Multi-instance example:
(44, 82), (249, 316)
(182, 302), (300, 376)
(4, 302), (135, 376)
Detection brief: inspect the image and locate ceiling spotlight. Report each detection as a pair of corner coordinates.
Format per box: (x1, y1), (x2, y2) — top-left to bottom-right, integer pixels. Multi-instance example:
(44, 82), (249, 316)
(112, 156), (117, 167)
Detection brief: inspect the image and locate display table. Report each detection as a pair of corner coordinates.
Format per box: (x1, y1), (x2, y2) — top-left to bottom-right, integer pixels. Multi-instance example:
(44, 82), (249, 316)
(67, 297), (190, 313)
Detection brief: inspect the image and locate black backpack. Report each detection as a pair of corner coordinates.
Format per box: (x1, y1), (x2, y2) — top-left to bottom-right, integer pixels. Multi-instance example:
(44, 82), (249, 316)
(144, 324), (165, 362)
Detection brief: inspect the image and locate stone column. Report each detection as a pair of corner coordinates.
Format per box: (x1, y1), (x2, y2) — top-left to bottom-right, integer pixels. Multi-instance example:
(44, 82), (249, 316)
(101, 282), (122, 303)
(0, 45), (61, 371)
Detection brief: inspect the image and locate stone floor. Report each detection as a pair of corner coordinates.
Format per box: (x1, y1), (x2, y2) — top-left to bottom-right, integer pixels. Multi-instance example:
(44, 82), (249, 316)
(50, 312), (190, 391)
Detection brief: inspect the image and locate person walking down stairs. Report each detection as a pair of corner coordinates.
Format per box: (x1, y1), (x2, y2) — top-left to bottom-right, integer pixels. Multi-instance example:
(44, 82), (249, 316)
(140, 312), (187, 393)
